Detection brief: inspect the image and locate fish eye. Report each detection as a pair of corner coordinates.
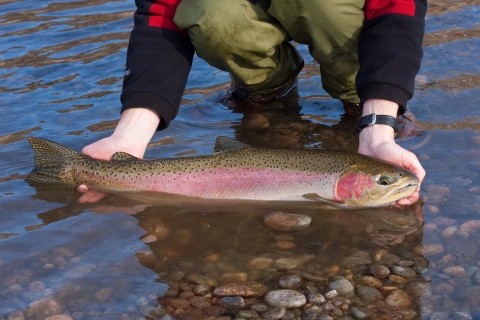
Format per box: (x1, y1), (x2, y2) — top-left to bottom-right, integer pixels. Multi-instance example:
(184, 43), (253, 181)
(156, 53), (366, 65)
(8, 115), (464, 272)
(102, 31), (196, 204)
(377, 175), (397, 186)
(399, 172), (404, 177)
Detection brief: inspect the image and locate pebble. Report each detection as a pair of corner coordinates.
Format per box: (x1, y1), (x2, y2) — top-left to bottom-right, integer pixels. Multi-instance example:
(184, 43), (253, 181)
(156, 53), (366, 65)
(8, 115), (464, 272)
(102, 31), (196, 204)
(26, 299), (63, 320)
(7, 310), (25, 320)
(384, 289), (411, 308)
(213, 282), (266, 297)
(170, 298), (190, 309)
(302, 309), (319, 320)
(194, 284), (212, 295)
(454, 311), (473, 320)
(369, 265), (390, 279)
(355, 286), (383, 303)
(324, 290), (338, 299)
(279, 274), (302, 289)
(441, 226), (458, 239)
(274, 255), (315, 270)
(216, 296), (245, 309)
(388, 275), (408, 283)
(418, 244), (445, 257)
(307, 292), (326, 304)
(391, 266), (416, 278)
(264, 290), (307, 308)
(263, 212), (312, 231)
(44, 316), (74, 320)
(318, 315), (334, 320)
(275, 240), (296, 249)
(429, 312), (450, 320)
(350, 307), (373, 319)
(251, 303), (269, 312)
(443, 266), (465, 277)
(431, 281), (454, 295)
(329, 279), (354, 298)
(189, 296), (211, 309)
(237, 310), (259, 319)
(186, 273), (218, 286)
(475, 270), (480, 285)
(433, 217), (457, 226)
(219, 272), (248, 284)
(247, 257), (274, 271)
(262, 307), (286, 319)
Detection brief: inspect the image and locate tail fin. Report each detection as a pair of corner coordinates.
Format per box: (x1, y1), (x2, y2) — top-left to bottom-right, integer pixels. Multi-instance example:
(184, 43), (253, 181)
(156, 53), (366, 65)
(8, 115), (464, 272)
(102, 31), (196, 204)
(27, 138), (81, 185)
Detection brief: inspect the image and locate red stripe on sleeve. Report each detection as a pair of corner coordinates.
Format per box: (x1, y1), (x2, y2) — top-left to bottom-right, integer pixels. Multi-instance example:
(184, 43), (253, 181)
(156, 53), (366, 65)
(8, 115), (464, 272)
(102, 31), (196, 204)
(148, 0), (188, 36)
(365, 0), (416, 20)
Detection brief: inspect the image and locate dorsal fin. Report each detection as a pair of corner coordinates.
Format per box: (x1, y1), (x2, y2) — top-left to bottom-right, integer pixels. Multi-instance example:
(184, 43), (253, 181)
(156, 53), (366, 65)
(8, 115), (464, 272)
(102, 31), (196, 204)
(213, 136), (250, 153)
(112, 152), (139, 161)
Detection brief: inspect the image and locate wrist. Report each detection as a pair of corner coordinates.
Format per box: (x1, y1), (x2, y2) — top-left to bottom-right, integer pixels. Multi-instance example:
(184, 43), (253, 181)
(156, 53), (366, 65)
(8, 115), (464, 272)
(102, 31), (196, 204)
(362, 99), (399, 117)
(112, 108), (160, 148)
(358, 99), (398, 146)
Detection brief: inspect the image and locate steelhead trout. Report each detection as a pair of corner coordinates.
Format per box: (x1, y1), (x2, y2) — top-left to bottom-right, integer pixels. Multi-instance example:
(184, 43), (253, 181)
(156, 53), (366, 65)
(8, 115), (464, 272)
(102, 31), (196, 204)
(27, 137), (419, 208)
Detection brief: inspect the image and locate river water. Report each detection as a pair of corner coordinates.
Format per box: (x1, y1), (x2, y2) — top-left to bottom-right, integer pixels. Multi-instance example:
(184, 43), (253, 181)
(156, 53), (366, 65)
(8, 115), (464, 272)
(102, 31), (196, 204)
(1, 0), (480, 319)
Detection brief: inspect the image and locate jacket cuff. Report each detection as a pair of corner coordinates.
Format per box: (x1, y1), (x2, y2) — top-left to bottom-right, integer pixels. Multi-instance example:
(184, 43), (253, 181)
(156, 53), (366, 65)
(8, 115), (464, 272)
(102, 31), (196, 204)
(358, 83), (410, 115)
(121, 91), (177, 131)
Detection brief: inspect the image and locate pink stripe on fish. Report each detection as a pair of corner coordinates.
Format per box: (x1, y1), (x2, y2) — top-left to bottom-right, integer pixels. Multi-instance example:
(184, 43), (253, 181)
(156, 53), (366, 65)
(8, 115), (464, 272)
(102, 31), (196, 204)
(117, 168), (338, 200)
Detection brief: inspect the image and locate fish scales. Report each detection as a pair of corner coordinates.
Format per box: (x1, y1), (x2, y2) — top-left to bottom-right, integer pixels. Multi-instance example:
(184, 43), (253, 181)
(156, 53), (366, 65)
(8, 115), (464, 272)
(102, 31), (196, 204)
(27, 137), (419, 208)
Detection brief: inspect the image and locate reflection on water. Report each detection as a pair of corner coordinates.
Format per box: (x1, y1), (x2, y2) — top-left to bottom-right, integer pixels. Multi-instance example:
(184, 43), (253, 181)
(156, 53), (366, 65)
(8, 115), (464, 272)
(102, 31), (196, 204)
(1, 0), (480, 319)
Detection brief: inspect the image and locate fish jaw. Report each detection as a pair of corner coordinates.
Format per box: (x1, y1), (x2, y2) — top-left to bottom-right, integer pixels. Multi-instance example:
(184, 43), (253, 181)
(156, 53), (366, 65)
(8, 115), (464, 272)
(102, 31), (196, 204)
(334, 170), (419, 208)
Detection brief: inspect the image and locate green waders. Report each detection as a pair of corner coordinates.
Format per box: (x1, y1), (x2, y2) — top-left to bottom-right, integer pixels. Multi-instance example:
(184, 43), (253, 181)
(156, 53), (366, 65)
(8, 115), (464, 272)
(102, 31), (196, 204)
(174, 0), (364, 103)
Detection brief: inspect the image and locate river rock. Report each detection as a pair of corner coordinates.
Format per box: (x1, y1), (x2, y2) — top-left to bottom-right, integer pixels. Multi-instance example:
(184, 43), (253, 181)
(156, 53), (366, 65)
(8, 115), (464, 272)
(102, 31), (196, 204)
(264, 212), (311, 231)
(429, 312), (449, 320)
(474, 270), (480, 285)
(318, 315), (334, 320)
(44, 316), (73, 320)
(307, 292), (326, 304)
(370, 265), (390, 279)
(358, 276), (382, 288)
(247, 257), (274, 271)
(26, 299), (63, 320)
(391, 266), (416, 278)
(419, 244), (445, 257)
(329, 279), (354, 298)
(237, 310), (259, 319)
(350, 307), (373, 319)
(213, 282), (266, 297)
(263, 307), (286, 319)
(454, 311), (473, 320)
(219, 272), (248, 284)
(431, 282), (454, 295)
(189, 296), (211, 309)
(384, 290), (411, 308)
(7, 310), (25, 320)
(170, 298), (190, 309)
(441, 226), (458, 239)
(216, 296), (245, 309)
(186, 273), (218, 286)
(279, 274), (302, 289)
(274, 255), (315, 270)
(443, 266), (465, 277)
(194, 284), (212, 295)
(265, 290), (307, 308)
(356, 286), (383, 303)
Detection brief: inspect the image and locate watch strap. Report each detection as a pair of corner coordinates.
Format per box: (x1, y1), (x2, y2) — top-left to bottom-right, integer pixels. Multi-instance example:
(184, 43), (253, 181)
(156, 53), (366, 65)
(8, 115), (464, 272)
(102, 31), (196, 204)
(353, 113), (398, 134)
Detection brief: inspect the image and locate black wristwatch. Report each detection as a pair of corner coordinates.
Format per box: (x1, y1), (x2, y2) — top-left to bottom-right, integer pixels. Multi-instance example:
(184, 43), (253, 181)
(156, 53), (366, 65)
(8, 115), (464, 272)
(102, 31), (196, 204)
(353, 113), (398, 134)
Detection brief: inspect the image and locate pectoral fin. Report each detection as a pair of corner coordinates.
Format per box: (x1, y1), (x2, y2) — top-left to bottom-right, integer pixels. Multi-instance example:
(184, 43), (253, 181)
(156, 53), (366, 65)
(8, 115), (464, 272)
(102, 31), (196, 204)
(302, 193), (346, 209)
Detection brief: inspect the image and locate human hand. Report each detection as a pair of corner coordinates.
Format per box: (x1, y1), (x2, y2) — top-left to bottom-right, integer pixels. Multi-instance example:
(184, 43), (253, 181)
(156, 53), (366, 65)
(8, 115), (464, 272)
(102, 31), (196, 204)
(358, 99), (426, 207)
(77, 108), (160, 203)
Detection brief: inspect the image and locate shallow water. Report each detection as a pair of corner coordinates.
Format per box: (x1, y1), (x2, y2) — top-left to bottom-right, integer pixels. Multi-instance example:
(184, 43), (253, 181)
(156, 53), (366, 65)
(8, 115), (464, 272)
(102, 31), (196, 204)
(1, 0), (480, 319)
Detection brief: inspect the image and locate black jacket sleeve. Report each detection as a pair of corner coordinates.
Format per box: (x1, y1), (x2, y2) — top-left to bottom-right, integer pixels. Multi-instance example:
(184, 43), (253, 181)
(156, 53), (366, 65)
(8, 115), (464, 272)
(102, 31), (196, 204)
(120, 0), (195, 130)
(356, 0), (427, 113)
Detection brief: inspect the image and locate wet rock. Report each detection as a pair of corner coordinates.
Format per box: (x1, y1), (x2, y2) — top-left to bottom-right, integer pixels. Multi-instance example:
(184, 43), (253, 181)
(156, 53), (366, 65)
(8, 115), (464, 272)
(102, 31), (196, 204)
(329, 279), (354, 298)
(418, 244), (444, 257)
(7, 310), (25, 320)
(216, 296), (245, 309)
(399, 310), (417, 320)
(251, 303), (269, 312)
(350, 307), (373, 319)
(441, 226), (458, 239)
(219, 272), (248, 284)
(384, 290), (411, 308)
(459, 220), (480, 234)
(7, 284), (22, 294)
(429, 312), (449, 320)
(194, 284), (212, 295)
(324, 290), (338, 299)
(274, 255), (315, 270)
(341, 257), (372, 267)
(433, 217), (457, 226)
(168, 270), (186, 281)
(247, 257), (274, 271)
(369, 265), (390, 279)
(391, 266), (416, 278)
(475, 270), (480, 285)
(302, 309), (319, 320)
(408, 281), (432, 299)
(94, 287), (114, 303)
(454, 311), (473, 320)
(204, 305), (226, 317)
(307, 292), (326, 304)
(26, 299), (63, 320)
(357, 276), (382, 288)
(237, 310), (259, 319)
(186, 273), (218, 286)
(443, 266), (465, 277)
(318, 315), (334, 320)
(388, 275), (408, 284)
(275, 240), (296, 249)
(380, 254), (400, 267)
(189, 296), (211, 309)
(44, 316), (73, 320)
(279, 274), (302, 289)
(355, 286), (383, 303)
(263, 306), (286, 319)
(265, 290), (307, 308)
(264, 212), (311, 231)
(213, 281), (266, 297)
(170, 298), (190, 309)
(431, 282), (454, 295)
(180, 291), (195, 299)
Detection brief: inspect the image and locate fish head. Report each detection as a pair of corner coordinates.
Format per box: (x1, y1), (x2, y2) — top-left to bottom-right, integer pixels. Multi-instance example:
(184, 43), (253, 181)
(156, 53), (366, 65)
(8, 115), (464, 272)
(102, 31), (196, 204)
(335, 162), (419, 208)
